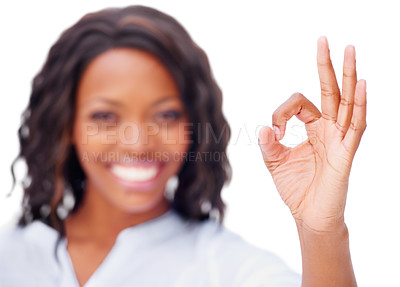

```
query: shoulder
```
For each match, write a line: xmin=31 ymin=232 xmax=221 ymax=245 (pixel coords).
xmin=186 ymin=219 xmax=301 ymax=286
xmin=0 ymin=220 xmax=59 ymax=253
xmin=0 ymin=221 xmax=61 ymax=285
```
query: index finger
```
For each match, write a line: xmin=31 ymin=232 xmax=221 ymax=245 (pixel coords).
xmin=317 ymin=36 xmax=341 ymax=122
xmin=272 ymin=93 xmax=321 ymax=141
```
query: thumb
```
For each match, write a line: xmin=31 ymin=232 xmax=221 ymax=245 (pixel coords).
xmin=258 ymin=126 xmax=290 ymax=172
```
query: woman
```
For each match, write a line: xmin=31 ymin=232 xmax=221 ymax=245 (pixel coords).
xmin=0 ymin=5 xmax=365 ymax=287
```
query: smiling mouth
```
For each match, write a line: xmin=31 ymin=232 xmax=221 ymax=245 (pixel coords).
xmin=110 ymin=164 xmax=159 ymax=182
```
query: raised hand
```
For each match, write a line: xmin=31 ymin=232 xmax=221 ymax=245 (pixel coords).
xmin=258 ymin=37 xmax=367 ymax=233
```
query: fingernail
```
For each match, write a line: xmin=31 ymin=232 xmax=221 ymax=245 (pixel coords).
xmin=317 ymin=36 xmax=329 ymax=61
xmin=345 ymin=45 xmax=356 ymax=61
xmin=273 ymin=126 xmax=281 ymax=141
xmin=361 ymin=79 xmax=366 ymax=88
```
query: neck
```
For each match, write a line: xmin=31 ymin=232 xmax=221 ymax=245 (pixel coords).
xmin=65 ymin=187 xmax=171 ymax=243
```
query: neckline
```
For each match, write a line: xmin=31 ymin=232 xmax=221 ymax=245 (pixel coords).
xmin=114 ymin=208 xmax=185 ymax=243
xmin=28 ymin=208 xmax=181 ymax=238
xmin=60 ymin=208 xmax=186 ymax=287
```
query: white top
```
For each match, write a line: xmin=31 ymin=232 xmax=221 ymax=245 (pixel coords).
xmin=0 ymin=209 xmax=301 ymax=287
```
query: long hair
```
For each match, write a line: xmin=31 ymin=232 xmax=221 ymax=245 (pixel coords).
xmin=11 ymin=5 xmax=231 ymax=234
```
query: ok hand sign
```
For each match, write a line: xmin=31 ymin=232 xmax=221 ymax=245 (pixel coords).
xmin=258 ymin=37 xmax=367 ymax=233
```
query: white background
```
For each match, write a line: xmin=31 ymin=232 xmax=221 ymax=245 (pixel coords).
xmin=1 ymin=1 xmax=399 ymax=286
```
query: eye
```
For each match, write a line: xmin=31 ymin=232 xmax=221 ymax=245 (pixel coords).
xmin=90 ymin=112 xmax=117 ymax=122
xmin=155 ymin=110 xmax=183 ymax=122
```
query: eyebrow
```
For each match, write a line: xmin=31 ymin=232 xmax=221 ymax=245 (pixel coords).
xmin=88 ymin=97 xmax=122 ymax=107
xmin=87 ymin=95 xmax=180 ymax=107
xmin=151 ymin=95 xmax=180 ymax=107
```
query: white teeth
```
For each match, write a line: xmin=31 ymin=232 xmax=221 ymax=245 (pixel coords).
xmin=110 ymin=164 xmax=158 ymax=182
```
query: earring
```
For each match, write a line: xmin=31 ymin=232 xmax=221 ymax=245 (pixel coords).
xmin=200 ymin=200 xmax=212 ymax=214
xmin=39 ymin=204 xmax=51 ymax=219
xmin=164 ymin=175 xmax=179 ymax=201
xmin=22 ymin=195 xmax=33 ymax=223
xmin=56 ymin=183 xmax=76 ymax=220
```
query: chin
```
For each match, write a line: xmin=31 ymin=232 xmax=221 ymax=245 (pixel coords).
xmin=113 ymin=191 xmax=169 ymax=214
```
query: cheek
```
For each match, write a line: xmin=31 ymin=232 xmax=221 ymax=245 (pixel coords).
xmin=160 ymin=123 xmax=191 ymax=158
xmin=74 ymin=122 xmax=117 ymax=150
xmin=72 ymin=121 xmax=114 ymax=169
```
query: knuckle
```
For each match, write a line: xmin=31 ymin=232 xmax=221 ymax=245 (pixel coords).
xmin=335 ymin=121 xmax=347 ymax=134
xmin=342 ymin=66 xmax=356 ymax=78
xmin=339 ymin=97 xmax=354 ymax=107
xmin=321 ymin=112 xmax=336 ymax=121
xmin=321 ymin=90 xmax=336 ymax=98
xmin=320 ymin=86 xmax=333 ymax=96
xmin=272 ymin=114 xmax=288 ymax=127
xmin=321 ymin=91 xmax=339 ymax=99
xmin=320 ymin=82 xmax=340 ymax=98
xmin=354 ymin=102 xmax=366 ymax=108
xmin=350 ymin=121 xmax=367 ymax=132
xmin=318 ymin=60 xmax=332 ymax=68
xmin=290 ymin=92 xmax=304 ymax=101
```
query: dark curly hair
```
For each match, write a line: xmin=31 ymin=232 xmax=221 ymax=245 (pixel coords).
xmin=11 ymin=5 xmax=231 ymax=234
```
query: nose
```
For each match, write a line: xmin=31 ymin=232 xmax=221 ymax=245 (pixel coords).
xmin=117 ymin=121 xmax=160 ymax=156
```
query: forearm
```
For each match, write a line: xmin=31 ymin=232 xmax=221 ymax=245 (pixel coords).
xmin=296 ymin=221 xmax=357 ymax=287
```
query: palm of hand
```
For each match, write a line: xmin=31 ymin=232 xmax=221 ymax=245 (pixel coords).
xmin=271 ymin=120 xmax=355 ymax=232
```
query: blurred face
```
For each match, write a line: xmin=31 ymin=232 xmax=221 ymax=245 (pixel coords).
xmin=72 ymin=48 xmax=190 ymax=214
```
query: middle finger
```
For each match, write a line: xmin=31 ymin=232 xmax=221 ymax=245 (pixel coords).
xmin=317 ymin=36 xmax=341 ymax=122
xmin=337 ymin=45 xmax=357 ymax=135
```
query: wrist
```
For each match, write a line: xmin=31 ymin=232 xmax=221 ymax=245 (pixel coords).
xmin=294 ymin=212 xmax=346 ymax=235
xmin=296 ymin=219 xmax=349 ymax=249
